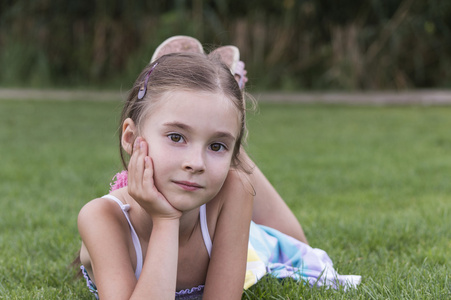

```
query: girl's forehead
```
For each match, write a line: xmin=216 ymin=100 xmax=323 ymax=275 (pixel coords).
xmin=152 ymin=90 xmax=239 ymax=115
xmin=143 ymin=90 xmax=241 ymax=131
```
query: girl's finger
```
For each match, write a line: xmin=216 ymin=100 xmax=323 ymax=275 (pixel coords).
xmin=143 ymin=156 xmax=154 ymax=192
xmin=134 ymin=138 xmax=146 ymax=181
xmin=140 ymin=141 xmax=154 ymax=190
xmin=128 ymin=137 xmax=144 ymax=191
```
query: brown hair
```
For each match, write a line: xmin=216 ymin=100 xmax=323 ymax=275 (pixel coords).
xmin=119 ymin=52 xmax=252 ymax=172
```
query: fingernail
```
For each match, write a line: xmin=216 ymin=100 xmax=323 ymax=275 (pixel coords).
xmin=140 ymin=141 xmax=145 ymax=149
xmin=134 ymin=137 xmax=140 ymax=148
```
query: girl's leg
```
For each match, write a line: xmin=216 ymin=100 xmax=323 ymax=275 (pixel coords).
xmin=242 ymin=151 xmax=308 ymax=244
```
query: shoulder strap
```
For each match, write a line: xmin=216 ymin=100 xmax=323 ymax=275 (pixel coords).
xmin=101 ymin=195 xmax=143 ymax=279
xmin=199 ymin=204 xmax=212 ymax=257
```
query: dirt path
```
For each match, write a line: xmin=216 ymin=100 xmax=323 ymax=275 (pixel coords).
xmin=1 ymin=88 xmax=451 ymax=105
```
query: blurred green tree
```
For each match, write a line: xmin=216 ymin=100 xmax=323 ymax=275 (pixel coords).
xmin=0 ymin=0 xmax=449 ymax=90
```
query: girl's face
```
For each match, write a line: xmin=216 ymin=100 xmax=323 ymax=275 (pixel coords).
xmin=139 ymin=90 xmax=241 ymax=212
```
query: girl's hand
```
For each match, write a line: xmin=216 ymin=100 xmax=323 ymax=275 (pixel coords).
xmin=127 ymin=137 xmax=182 ymax=220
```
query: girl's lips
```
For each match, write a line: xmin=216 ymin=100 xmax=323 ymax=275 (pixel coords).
xmin=173 ymin=181 xmax=203 ymax=191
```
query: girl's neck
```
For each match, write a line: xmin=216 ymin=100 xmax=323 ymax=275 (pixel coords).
xmin=178 ymin=207 xmax=202 ymax=246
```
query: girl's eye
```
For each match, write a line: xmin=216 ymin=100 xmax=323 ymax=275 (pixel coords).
xmin=210 ymin=143 xmax=226 ymax=152
xmin=168 ymin=134 xmax=184 ymax=143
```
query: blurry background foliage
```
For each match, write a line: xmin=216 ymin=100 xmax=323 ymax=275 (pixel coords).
xmin=0 ymin=0 xmax=450 ymax=90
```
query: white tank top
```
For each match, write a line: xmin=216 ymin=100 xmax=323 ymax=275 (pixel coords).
xmin=102 ymin=194 xmax=212 ymax=279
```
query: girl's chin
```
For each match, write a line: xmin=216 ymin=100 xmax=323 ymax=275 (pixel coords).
xmin=168 ymin=200 xmax=203 ymax=212
xmin=165 ymin=194 xmax=212 ymax=212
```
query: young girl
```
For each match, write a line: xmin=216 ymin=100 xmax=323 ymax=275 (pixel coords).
xmin=147 ymin=35 xmax=309 ymax=244
xmin=78 ymin=42 xmax=360 ymax=300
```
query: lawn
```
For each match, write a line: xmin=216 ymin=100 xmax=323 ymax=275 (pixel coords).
xmin=0 ymin=99 xmax=449 ymax=299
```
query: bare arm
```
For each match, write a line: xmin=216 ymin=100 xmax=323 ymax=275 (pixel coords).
xmin=78 ymin=200 xmax=138 ymax=299
xmin=203 ymin=170 xmax=254 ymax=300
xmin=78 ymin=200 xmax=181 ymax=299
xmin=131 ymin=219 xmax=180 ymax=299
xmin=129 ymin=137 xmax=182 ymax=299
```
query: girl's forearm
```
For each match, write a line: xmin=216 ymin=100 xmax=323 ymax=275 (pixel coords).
xmin=130 ymin=218 xmax=180 ymax=299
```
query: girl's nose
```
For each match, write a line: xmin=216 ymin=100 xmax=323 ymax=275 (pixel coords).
xmin=182 ymin=148 xmax=205 ymax=173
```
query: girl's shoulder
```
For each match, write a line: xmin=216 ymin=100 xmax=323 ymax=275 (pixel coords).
xmin=78 ymin=195 xmax=124 ymax=221
xmin=77 ymin=194 xmax=132 ymax=243
xmin=210 ymin=169 xmax=254 ymax=206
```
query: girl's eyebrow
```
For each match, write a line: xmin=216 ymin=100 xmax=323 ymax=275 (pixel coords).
xmin=163 ymin=121 xmax=191 ymax=131
xmin=162 ymin=121 xmax=237 ymax=142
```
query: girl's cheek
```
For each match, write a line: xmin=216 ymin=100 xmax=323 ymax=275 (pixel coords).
xmin=219 ymin=160 xmax=233 ymax=178
xmin=147 ymin=140 xmax=164 ymax=158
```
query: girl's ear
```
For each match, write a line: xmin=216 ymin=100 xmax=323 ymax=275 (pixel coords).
xmin=122 ymin=118 xmax=137 ymax=155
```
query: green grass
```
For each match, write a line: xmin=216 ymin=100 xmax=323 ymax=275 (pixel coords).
xmin=0 ymin=100 xmax=450 ymax=299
